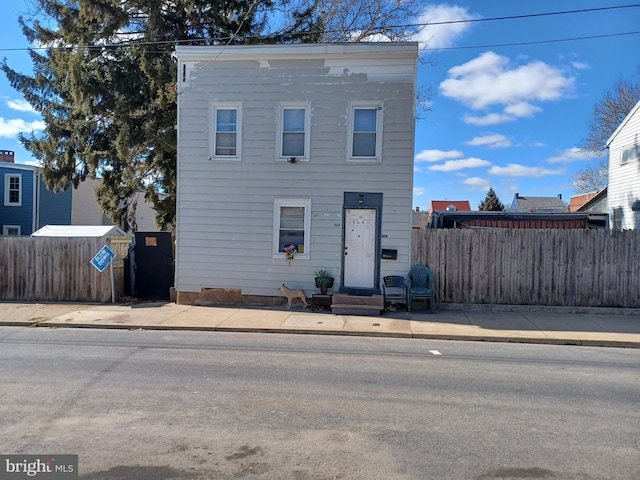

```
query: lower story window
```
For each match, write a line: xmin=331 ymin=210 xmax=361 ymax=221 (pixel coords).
xmin=3 ymin=225 xmax=21 ymax=236
xmin=612 ymin=207 xmax=623 ymax=231
xmin=273 ymin=198 xmax=311 ymax=258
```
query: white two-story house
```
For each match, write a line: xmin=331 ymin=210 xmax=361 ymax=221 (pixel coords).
xmin=606 ymin=99 xmax=640 ymax=230
xmin=174 ymin=43 xmax=418 ymax=305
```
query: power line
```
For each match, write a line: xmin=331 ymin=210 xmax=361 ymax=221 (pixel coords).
xmin=412 ymin=3 xmax=640 ymax=27
xmin=0 ymin=4 xmax=638 ymax=54
xmin=421 ymin=31 xmax=640 ymax=51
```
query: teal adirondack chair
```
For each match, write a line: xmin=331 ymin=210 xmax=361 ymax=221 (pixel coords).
xmin=407 ymin=265 xmax=435 ymax=313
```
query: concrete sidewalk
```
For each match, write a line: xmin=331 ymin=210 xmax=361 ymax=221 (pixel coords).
xmin=1 ymin=301 xmax=640 ymax=348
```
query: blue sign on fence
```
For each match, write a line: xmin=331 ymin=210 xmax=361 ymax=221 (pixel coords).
xmin=91 ymin=245 xmax=116 ymax=272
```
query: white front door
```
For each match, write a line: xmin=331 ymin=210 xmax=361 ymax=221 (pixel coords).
xmin=344 ymin=208 xmax=376 ymax=288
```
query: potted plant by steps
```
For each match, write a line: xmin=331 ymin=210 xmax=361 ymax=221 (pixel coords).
xmin=314 ymin=269 xmax=334 ymax=295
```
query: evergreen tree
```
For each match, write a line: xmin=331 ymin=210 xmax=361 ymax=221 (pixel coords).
xmin=478 ymin=187 xmax=505 ymax=211
xmin=1 ymin=0 xmax=315 ymax=230
xmin=3 ymin=0 xmax=419 ymax=230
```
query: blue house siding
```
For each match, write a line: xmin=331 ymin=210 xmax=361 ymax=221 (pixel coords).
xmin=1 ymin=164 xmax=35 ymax=235
xmin=37 ymin=181 xmax=72 ymax=228
xmin=1 ymin=163 xmax=73 ymax=235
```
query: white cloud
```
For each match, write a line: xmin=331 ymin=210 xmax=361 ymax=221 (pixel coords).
xmin=464 ymin=112 xmax=515 ymax=126
xmin=414 ymin=187 xmax=425 ymax=196
xmin=466 ymin=134 xmax=511 ymax=148
xmin=411 ymin=4 xmax=480 ymax=49
xmin=415 ymin=149 xmax=463 ymax=162
xmin=571 ymin=61 xmax=590 ymax=70
xmin=464 ymin=101 xmax=542 ymax=125
xmin=21 ymin=159 xmax=42 ymax=167
xmin=428 ymin=157 xmax=492 ymax=172
xmin=546 ymin=147 xmax=605 ymax=164
xmin=440 ymin=51 xmax=575 ymax=111
xmin=0 ymin=118 xmax=45 ymax=138
xmin=488 ymin=163 xmax=564 ymax=177
xmin=504 ymin=102 xmax=541 ymax=118
xmin=7 ymin=99 xmax=36 ymax=113
xmin=463 ymin=176 xmax=490 ymax=190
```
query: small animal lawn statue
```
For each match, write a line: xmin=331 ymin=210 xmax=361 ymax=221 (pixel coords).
xmin=278 ymin=284 xmax=308 ymax=310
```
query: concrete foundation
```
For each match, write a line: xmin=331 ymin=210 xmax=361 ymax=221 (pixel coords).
xmin=177 ymin=288 xmax=286 ymax=307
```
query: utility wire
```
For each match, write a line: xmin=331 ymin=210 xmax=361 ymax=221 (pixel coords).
xmin=421 ymin=31 xmax=640 ymax=51
xmin=411 ymin=3 xmax=640 ymax=27
xmin=0 ymin=3 xmax=638 ymax=53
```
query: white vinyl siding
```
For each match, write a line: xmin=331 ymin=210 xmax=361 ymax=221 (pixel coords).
xmin=620 ymin=144 xmax=639 ymax=165
xmin=4 ymin=174 xmax=21 ymax=206
xmin=273 ymin=198 xmax=311 ymax=258
xmin=348 ymin=102 xmax=383 ymax=162
xmin=210 ymin=103 xmax=241 ymax=159
xmin=175 ymin=43 xmax=417 ymax=296
xmin=277 ymin=102 xmax=310 ymax=160
xmin=607 ymin=100 xmax=640 ymax=230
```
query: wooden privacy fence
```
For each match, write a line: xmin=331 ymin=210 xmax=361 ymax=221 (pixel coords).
xmin=0 ymin=236 xmax=131 ymax=303
xmin=412 ymin=229 xmax=640 ymax=308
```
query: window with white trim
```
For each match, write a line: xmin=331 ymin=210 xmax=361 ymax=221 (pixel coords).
xmin=277 ymin=102 xmax=310 ymax=160
xmin=348 ymin=102 xmax=383 ymax=162
xmin=210 ymin=103 xmax=241 ymax=159
xmin=620 ymin=144 xmax=640 ymax=165
xmin=612 ymin=207 xmax=623 ymax=231
xmin=3 ymin=225 xmax=21 ymax=236
xmin=4 ymin=174 xmax=21 ymax=206
xmin=273 ymin=198 xmax=311 ymax=258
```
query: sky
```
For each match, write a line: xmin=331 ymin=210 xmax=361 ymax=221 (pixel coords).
xmin=0 ymin=1 xmax=638 ymax=211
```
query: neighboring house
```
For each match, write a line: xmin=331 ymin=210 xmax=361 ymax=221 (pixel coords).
xmin=605 ymin=99 xmax=640 ymax=230
xmin=1 ymin=152 xmax=71 ymax=236
xmin=574 ymin=188 xmax=607 ymax=213
xmin=568 ymin=191 xmax=599 ymax=212
xmin=412 ymin=207 xmax=429 ymax=230
xmin=1 ymin=150 xmax=165 ymax=235
xmin=430 ymin=200 xmax=471 ymax=213
xmin=509 ymin=193 xmax=567 ymax=212
xmin=426 ymin=210 xmax=605 ymax=229
xmin=72 ymin=178 xmax=164 ymax=232
xmin=424 ymin=200 xmax=471 ymax=228
xmin=174 ymin=43 xmax=419 ymax=304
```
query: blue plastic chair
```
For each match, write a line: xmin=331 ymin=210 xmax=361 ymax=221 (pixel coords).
xmin=407 ymin=265 xmax=435 ymax=313
xmin=382 ymin=275 xmax=408 ymax=311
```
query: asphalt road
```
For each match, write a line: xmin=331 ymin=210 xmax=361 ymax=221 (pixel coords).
xmin=1 ymin=327 xmax=638 ymax=480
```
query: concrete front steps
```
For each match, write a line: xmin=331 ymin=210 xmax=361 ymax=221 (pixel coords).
xmin=331 ymin=294 xmax=384 ymax=315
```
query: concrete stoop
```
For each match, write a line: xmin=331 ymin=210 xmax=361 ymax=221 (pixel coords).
xmin=331 ymin=294 xmax=384 ymax=315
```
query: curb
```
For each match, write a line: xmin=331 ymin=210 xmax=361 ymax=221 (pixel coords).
xmin=35 ymin=321 xmax=640 ymax=349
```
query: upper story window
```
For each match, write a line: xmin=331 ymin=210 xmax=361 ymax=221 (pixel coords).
xmin=210 ymin=103 xmax=241 ymax=160
xmin=620 ymin=144 xmax=640 ymax=165
xmin=348 ymin=102 xmax=383 ymax=162
xmin=277 ymin=102 xmax=310 ymax=161
xmin=4 ymin=174 xmax=21 ymax=206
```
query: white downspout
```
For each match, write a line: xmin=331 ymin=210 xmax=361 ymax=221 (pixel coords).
xmin=33 ymin=170 xmax=40 ymax=233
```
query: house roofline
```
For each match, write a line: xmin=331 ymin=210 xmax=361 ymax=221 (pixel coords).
xmin=605 ymin=99 xmax=640 ymax=148
xmin=175 ymin=42 xmax=419 ymax=62
xmin=0 ymin=161 xmax=37 ymax=172
xmin=577 ymin=187 xmax=607 ymax=212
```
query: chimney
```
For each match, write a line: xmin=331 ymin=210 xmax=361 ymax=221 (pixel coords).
xmin=514 ymin=192 xmax=519 ymax=199
xmin=0 ymin=150 xmax=15 ymax=163
xmin=557 ymin=194 xmax=562 ymax=200
xmin=415 ymin=206 xmax=420 ymax=212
